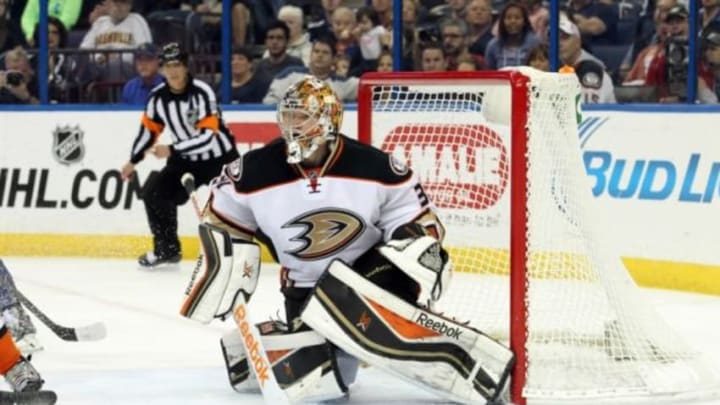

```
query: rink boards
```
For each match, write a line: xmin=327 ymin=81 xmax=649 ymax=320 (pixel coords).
xmin=0 ymin=106 xmax=719 ymax=295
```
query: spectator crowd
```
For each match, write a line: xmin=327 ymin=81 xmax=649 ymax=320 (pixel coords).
xmin=1 ymin=0 xmax=719 ymax=104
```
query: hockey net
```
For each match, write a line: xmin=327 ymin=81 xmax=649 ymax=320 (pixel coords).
xmin=357 ymin=69 xmax=718 ymax=404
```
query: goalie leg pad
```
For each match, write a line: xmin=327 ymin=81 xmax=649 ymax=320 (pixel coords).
xmin=221 ymin=327 xmax=258 ymax=392
xmin=220 ymin=320 xmax=350 ymax=402
xmin=180 ymin=223 xmax=260 ymax=323
xmin=220 ymin=320 xmax=293 ymax=393
xmin=301 ymin=260 xmax=514 ymax=405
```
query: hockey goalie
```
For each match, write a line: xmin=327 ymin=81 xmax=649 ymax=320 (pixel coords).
xmin=179 ymin=76 xmax=514 ymax=404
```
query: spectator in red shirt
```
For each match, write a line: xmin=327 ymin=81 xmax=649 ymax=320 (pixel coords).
xmin=622 ymin=0 xmax=677 ymax=85
xmin=644 ymin=5 xmax=709 ymax=102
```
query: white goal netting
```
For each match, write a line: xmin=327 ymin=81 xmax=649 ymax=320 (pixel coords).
xmin=359 ymin=69 xmax=718 ymax=402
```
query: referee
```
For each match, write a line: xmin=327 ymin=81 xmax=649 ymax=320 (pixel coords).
xmin=120 ymin=42 xmax=239 ymax=269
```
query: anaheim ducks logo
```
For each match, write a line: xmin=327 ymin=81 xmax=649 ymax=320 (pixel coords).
xmin=282 ymin=209 xmax=365 ymax=260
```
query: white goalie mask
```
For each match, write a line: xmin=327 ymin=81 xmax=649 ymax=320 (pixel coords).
xmin=277 ymin=76 xmax=343 ymax=164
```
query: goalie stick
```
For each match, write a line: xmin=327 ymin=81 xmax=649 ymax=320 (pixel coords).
xmin=180 ymin=175 xmax=289 ymax=404
xmin=16 ymin=291 xmax=106 ymax=342
xmin=0 ymin=390 xmax=57 ymax=405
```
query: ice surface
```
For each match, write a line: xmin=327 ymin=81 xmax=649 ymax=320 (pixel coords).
xmin=2 ymin=257 xmax=719 ymax=405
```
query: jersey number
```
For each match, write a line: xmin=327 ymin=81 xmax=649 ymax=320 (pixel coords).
xmin=414 ymin=184 xmax=429 ymax=208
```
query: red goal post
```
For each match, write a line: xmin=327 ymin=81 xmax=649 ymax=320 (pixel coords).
xmin=357 ymin=70 xmax=719 ymax=404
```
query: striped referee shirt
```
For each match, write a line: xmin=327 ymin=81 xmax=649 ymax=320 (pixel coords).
xmin=129 ymin=77 xmax=236 ymax=164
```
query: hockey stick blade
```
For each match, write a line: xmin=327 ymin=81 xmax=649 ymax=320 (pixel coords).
xmin=0 ymin=390 xmax=58 ymax=405
xmin=16 ymin=291 xmax=107 ymax=342
xmin=72 ymin=321 xmax=107 ymax=341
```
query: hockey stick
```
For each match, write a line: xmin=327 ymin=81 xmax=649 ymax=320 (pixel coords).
xmin=181 ymin=176 xmax=289 ymax=404
xmin=181 ymin=173 xmax=203 ymax=219
xmin=16 ymin=291 xmax=106 ymax=342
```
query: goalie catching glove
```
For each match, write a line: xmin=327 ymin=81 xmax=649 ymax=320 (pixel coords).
xmin=353 ymin=234 xmax=451 ymax=308
xmin=377 ymin=236 xmax=451 ymax=306
xmin=180 ymin=223 xmax=261 ymax=323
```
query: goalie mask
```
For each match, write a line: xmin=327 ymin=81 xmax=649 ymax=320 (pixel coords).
xmin=277 ymin=76 xmax=343 ymax=164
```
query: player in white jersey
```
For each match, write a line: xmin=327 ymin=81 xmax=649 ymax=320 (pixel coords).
xmin=180 ymin=76 xmax=514 ymax=404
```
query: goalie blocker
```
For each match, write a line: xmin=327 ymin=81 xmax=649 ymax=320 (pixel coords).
xmin=180 ymin=223 xmax=261 ymax=323
xmin=301 ymin=236 xmax=515 ymax=404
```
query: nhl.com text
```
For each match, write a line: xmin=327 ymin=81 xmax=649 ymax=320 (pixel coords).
xmin=0 ymin=167 xmax=153 ymax=209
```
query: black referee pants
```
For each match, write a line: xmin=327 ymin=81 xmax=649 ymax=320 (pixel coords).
xmin=141 ymin=150 xmax=239 ymax=258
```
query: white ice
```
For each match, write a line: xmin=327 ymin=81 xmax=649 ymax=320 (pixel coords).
xmin=3 ymin=257 xmax=720 ymax=405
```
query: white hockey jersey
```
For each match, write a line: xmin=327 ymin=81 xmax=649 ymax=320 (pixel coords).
xmin=209 ymin=135 xmax=441 ymax=287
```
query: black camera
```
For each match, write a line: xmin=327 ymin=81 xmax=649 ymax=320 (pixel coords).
xmin=416 ymin=24 xmax=441 ymax=45
xmin=665 ymin=36 xmax=689 ymax=99
xmin=5 ymin=71 xmax=24 ymax=87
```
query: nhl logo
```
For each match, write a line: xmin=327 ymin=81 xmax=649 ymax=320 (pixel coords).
xmin=52 ymin=125 xmax=85 ymax=165
xmin=185 ymin=108 xmax=199 ymax=127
